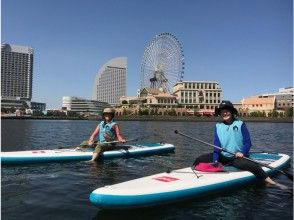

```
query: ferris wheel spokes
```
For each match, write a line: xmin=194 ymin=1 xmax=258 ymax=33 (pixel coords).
xmin=140 ymin=33 xmax=184 ymax=93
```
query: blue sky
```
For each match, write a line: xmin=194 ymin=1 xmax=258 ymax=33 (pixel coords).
xmin=2 ymin=0 xmax=293 ymax=109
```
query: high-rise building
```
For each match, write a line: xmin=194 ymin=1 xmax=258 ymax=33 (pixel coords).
xmin=1 ymin=43 xmax=34 ymax=101
xmin=92 ymin=57 xmax=127 ymax=106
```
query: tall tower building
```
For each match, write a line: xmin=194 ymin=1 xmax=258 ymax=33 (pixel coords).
xmin=1 ymin=44 xmax=34 ymax=101
xmin=92 ymin=57 xmax=127 ymax=106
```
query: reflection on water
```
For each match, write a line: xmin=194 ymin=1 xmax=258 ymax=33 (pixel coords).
xmin=1 ymin=120 xmax=293 ymax=220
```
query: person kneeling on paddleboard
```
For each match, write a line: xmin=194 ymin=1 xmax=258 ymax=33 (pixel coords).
xmin=86 ymin=108 xmax=126 ymax=162
xmin=193 ymin=100 xmax=286 ymax=188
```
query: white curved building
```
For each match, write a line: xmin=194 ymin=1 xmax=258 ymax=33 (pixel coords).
xmin=92 ymin=57 xmax=127 ymax=106
xmin=62 ymin=96 xmax=110 ymax=114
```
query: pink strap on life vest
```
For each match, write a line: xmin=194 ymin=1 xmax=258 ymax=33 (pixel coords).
xmin=195 ymin=163 xmax=224 ymax=172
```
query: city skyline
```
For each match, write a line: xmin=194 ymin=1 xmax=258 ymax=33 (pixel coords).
xmin=2 ymin=0 xmax=293 ymax=109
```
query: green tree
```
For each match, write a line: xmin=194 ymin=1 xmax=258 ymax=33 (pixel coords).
xmin=139 ymin=108 xmax=149 ymax=115
xmin=167 ymin=108 xmax=177 ymax=116
xmin=285 ymin=107 xmax=293 ymax=117
xmin=249 ymin=112 xmax=258 ymax=117
xmin=150 ymin=109 xmax=155 ymax=115
xmin=268 ymin=110 xmax=279 ymax=118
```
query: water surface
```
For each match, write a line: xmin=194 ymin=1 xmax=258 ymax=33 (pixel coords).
xmin=1 ymin=120 xmax=293 ymax=219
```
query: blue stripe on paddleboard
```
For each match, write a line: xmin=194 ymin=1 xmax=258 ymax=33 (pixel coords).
xmin=138 ymin=143 xmax=168 ymax=147
xmin=102 ymin=146 xmax=175 ymax=159
xmin=250 ymin=153 xmax=282 ymax=160
xmin=2 ymin=155 xmax=92 ymax=164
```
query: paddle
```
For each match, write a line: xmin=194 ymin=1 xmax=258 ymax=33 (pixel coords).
xmin=58 ymin=138 xmax=138 ymax=150
xmin=174 ymin=130 xmax=293 ymax=181
xmin=77 ymin=138 xmax=138 ymax=149
xmin=103 ymin=138 xmax=138 ymax=144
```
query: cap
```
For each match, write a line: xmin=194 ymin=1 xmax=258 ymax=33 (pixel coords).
xmin=103 ymin=108 xmax=115 ymax=114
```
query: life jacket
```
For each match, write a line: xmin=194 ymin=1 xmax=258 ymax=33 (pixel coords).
xmin=216 ymin=119 xmax=243 ymax=157
xmin=98 ymin=120 xmax=117 ymax=143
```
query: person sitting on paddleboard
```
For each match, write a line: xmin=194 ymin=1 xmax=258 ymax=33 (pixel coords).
xmin=87 ymin=108 xmax=126 ymax=161
xmin=193 ymin=100 xmax=283 ymax=187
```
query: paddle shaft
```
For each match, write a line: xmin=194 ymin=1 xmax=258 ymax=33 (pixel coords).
xmin=59 ymin=138 xmax=138 ymax=150
xmin=101 ymin=138 xmax=138 ymax=144
xmin=175 ymin=130 xmax=293 ymax=181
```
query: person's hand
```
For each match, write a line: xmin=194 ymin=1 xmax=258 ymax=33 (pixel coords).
xmin=119 ymin=138 xmax=126 ymax=143
xmin=88 ymin=139 xmax=94 ymax=146
xmin=212 ymin=162 xmax=220 ymax=167
xmin=235 ymin=152 xmax=244 ymax=158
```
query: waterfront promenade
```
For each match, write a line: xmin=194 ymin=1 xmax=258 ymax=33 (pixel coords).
xmin=1 ymin=115 xmax=293 ymax=123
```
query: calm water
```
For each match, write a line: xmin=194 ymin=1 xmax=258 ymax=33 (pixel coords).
xmin=1 ymin=120 xmax=293 ymax=220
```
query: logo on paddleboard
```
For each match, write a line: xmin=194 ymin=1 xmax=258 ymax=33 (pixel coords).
xmin=153 ymin=176 xmax=179 ymax=182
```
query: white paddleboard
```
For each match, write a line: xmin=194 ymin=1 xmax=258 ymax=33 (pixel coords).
xmin=1 ymin=143 xmax=175 ymax=165
xmin=89 ymin=152 xmax=290 ymax=209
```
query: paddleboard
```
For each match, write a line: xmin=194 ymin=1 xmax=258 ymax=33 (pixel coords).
xmin=1 ymin=143 xmax=175 ymax=165
xmin=89 ymin=152 xmax=291 ymax=209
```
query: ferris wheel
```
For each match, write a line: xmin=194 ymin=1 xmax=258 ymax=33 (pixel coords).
xmin=140 ymin=33 xmax=185 ymax=93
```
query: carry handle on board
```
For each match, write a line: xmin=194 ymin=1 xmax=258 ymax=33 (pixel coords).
xmin=174 ymin=130 xmax=293 ymax=181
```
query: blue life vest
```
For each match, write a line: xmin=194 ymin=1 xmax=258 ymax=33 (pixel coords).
xmin=216 ymin=120 xmax=243 ymax=157
xmin=98 ymin=120 xmax=117 ymax=143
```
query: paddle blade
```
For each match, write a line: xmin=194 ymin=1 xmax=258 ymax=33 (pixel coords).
xmin=80 ymin=140 xmax=89 ymax=146
xmin=80 ymin=140 xmax=98 ymax=147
